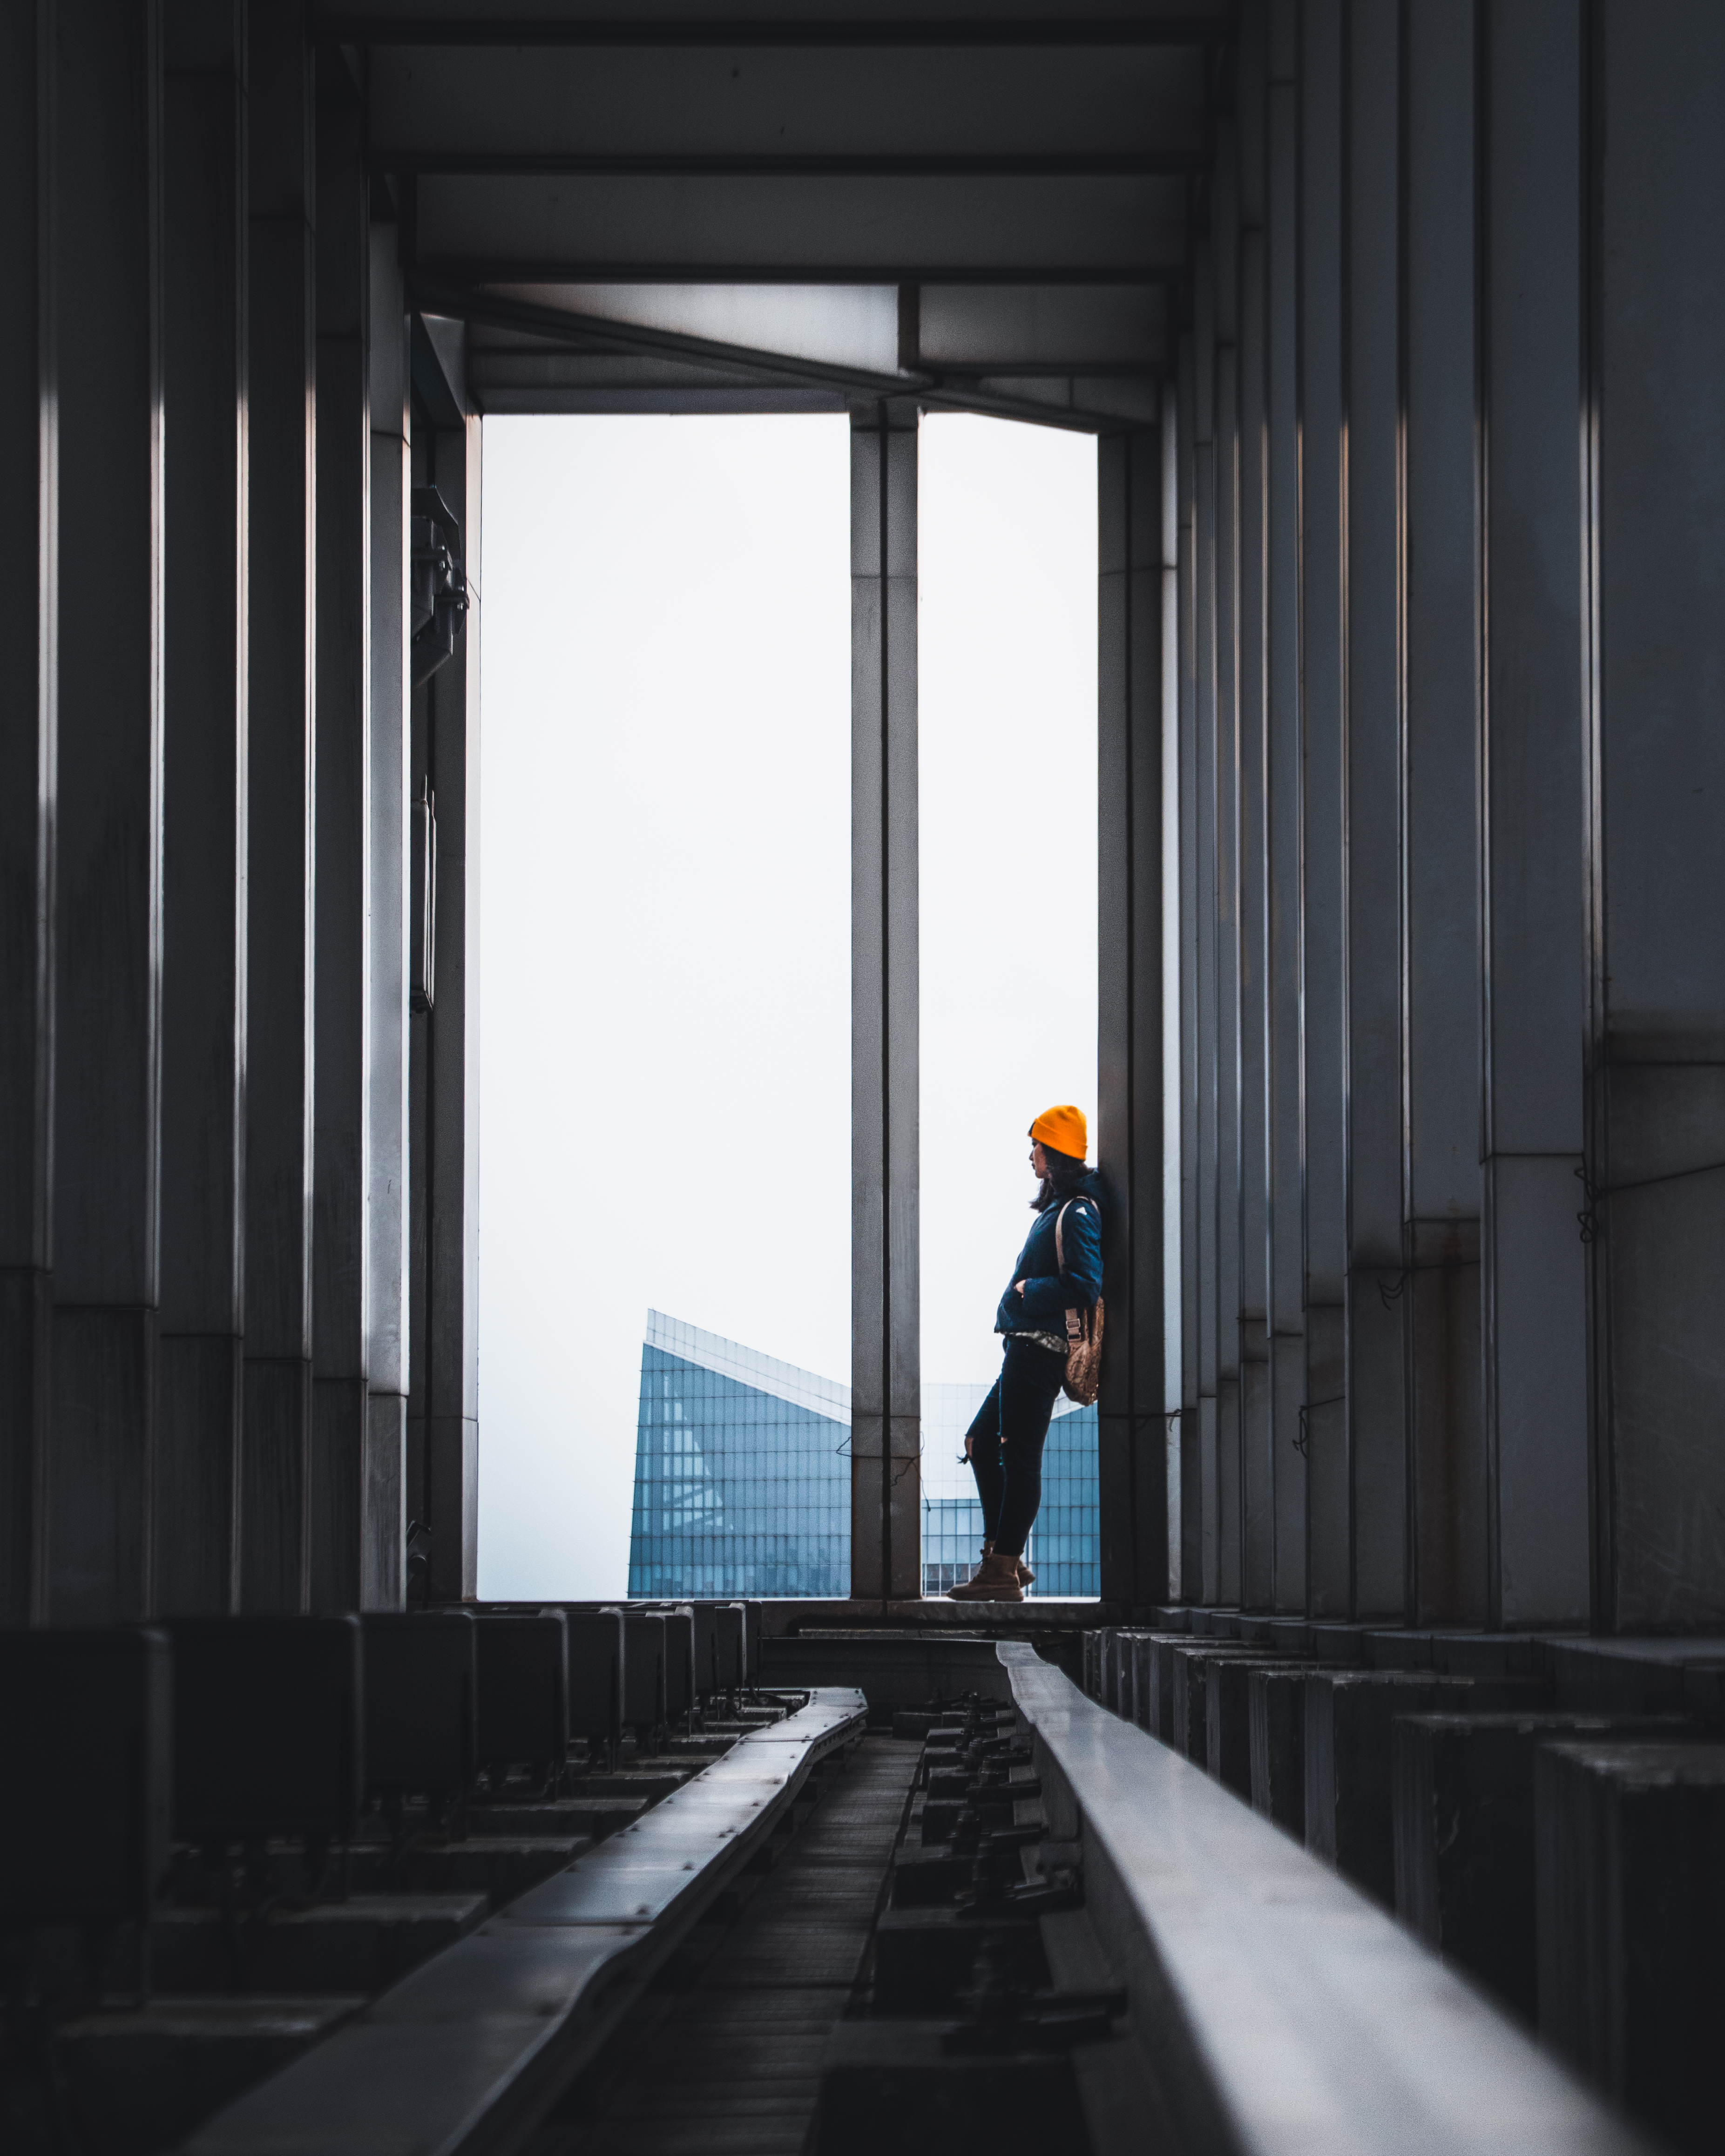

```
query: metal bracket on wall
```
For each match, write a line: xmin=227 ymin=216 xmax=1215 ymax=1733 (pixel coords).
xmin=409 ymin=484 xmax=468 ymax=686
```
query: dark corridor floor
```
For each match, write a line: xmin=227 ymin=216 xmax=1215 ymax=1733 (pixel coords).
xmin=542 ymin=1734 xmax=921 ymax=2156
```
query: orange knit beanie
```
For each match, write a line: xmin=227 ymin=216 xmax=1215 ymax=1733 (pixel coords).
xmin=1030 ymin=1105 xmax=1088 ymax=1162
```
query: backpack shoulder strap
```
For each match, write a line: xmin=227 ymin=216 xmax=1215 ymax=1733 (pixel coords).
xmin=1055 ymin=1197 xmax=1098 ymax=1275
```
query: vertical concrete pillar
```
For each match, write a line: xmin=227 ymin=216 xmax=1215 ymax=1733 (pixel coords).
xmin=1211 ymin=126 xmax=1245 ymax=1608
xmin=1192 ymin=253 xmax=1223 ymax=1604
xmin=1235 ymin=3 xmax=1274 ymax=1614
xmin=1479 ymin=0 xmax=1588 ymax=1630
xmin=1098 ymin=422 xmax=1170 ymax=1609
xmin=1265 ymin=0 xmax=1305 ymax=1614
xmin=411 ymin=355 xmax=482 ymax=1611
xmin=242 ymin=0 xmax=314 ymax=1614
xmin=1176 ymin=329 xmax=1204 ymax=1598
xmin=1298 ymin=0 xmax=1350 ymax=1616
xmin=45 ymin=0 xmax=165 ymax=1624
xmin=1402 ymin=0 xmax=1485 ymax=1628
xmin=1160 ymin=393 xmax=1180 ymax=1603
xmin=309 ymin=60 xmax=371 ymax=1613
xmin=1342 ymin=0 xmax=1409 ymax=1620
xmin=1589 ymin=1 xmax=1725 ymax=1629
xmin=1159 ymin=386 xmax=1181 ymax=1601
xmin=851 ymin=401 xmax=920 ymax=1604
xmin=0 ymin=0 xmax=54 ymax=1626
xmin=366 ymin=217 xmax=409 ymax=1612
xmin=1233 ymin=206 xmax=1276 ymax=1604
xmin=156 ymin=0 xmax=246 ymax=1616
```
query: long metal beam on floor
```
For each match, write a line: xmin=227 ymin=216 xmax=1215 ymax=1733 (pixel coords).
xmin=183 ymin=1691 xmax=870 ymax=2156
xmin=1008 ymin=1642 xmax=1647 ymax=2156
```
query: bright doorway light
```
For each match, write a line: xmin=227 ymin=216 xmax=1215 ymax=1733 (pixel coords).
xmin=477 ymin=415 xmax=851 ymax=1600
xmin=917 ymin=413 xmax=1099 ymax=1595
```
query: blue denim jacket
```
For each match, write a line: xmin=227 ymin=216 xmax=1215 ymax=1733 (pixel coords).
xmin=994 ymin=1172 xmax=1104 ymax=1337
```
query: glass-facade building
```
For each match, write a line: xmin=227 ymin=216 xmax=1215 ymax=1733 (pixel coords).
xmin=627 ymin=1312 xmax=850 ymax=1597
xmin=626 ymin=1313 xmax=1099 ymax=1599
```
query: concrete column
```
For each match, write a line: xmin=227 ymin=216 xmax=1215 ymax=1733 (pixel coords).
xmin=365 ymin=216 xmax=409 ymax=1612
xmin=1342 ymin=0 xmax=1409 ymax=1620
xmin=850 ymin=401 xmax=920 ymax=1604
xmin=156 ymin=0 xmax=246 ymax=1616
xmin=1176 ymin=329 xmax=1204 ymax=1599
xmin=1160 ymin=393 xmax=1180 ymax=1601
xmin=1402 ymin=0 xmax=1485 ymax=1628
xmin=45 ymin=0 xmax=165 ymax=1624
xmin=1235 ymin=6 xmax=1274 ymax=1613
xmin=1211 ymin=125 xmax=1245 ymax=1607
xmin=1265 ymin=1 xmax=1306 ymax=1614
xmin=1298 ymin=0 xmax=1350 ymax=1616
xmin=1098 ymin=423 xmax=1170 ymax=1609
xmin=1589 ymin=1 xmax=1725 ymax=1629
xmin=241 ymin=0 xmax=314 ymax=1614
xmin=1192 ymin=253 xmax=1222 ymax=1604
xmin=1479 ymin=0 xmax=1588 ymax=1630
xmin=410 ymin=348 xmax=481 ymax=1610
xmin=309 ymin=64 xmax=371 ymax=1613
xmin=0 ymin=0 xmax=54 ymax=1626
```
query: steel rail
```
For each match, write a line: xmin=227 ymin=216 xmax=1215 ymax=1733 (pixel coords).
xmin=183 ymin=1689 xmax=868 ymax=2156
xmin=998 ymin=1642 xmax=1651 ymax=2156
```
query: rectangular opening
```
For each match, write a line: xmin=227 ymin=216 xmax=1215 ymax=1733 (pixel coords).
xmin=476 ymin=415 xmax=852 ymax=1599
xmin=917 ymin=414 xmax=1100 ymax=1599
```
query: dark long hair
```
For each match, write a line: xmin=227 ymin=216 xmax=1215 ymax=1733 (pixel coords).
xmin=1032 ymin=1144 xmax=1089 ymax=1212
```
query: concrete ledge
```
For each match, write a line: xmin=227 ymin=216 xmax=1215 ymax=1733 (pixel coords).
xmin=997 ymin=1643 xmax=1651 ymax=2156
xmin=493 ymin=1598 xmax=1109 ymax=1635
xmin=762 ymin=1632 xmax=1017 ymax=1713
xmin=757 ymin=1597 xmax=1107 ymax=1635
xmin=182 ymin=1688 xmax=867 ymax=2156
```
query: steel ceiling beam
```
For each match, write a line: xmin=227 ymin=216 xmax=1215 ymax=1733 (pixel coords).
xmin=414 ymin=260 xmax=1184 ymax=286
xmin=363 ymin=41 xmax=1212 ymax=166
xmin=379 ymin=154 xmax=1210 ymax=176
xmin=414 ymin=276 xmax=1156 ymax=430
xmin=411 ymin=271 xmax=925 ymax=393
xmin=409 ymin=172 xmax=1191 ymax=279
xmin=318 ymin=13 xmax=1235 ymax=51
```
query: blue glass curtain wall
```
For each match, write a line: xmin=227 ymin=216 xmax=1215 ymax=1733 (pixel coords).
xmin=627 ymin=1327 xmax=850 ymax=1597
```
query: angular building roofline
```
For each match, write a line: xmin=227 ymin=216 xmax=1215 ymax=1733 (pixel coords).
xmin=644 ymin=1309 xmax=851 ymax=1422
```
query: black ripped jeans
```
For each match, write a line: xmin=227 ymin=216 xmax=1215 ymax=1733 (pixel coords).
xmin=964 ymin=1338 xmax=1066 ymax=1559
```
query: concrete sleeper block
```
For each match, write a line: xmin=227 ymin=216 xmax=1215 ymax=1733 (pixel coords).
xmin=1392 ymin=1710 xmax=1689 ymax=2025
xmin=1206 ymin=1658 xmax=1288 ymax=1800
xmin=1304 ymin=1672 xmax=1546 ymax=1907
xmin=1535 ymin=1739 xmax=1725 ymax=2156
xmin=1248 ymin=1665 xmax=1309 ymax=1838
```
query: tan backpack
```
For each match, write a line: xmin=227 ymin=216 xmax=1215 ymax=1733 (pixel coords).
xmin=1054 ymin=1200 xmax=1104 ymax=1406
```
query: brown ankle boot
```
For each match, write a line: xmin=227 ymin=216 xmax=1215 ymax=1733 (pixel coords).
xmin=945 ymin=1550 xmax=1025 ymax=1603
xmin=982 ymin=1536 xmax=1035 ymax=1590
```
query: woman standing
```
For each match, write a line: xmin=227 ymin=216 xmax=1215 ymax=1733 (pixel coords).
xmin=946 ymin=1105 xmax=1103 ymax=1603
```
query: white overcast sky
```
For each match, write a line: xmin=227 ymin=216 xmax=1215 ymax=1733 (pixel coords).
xmin=476 ymin=410 xmax=1097 ymax=1599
